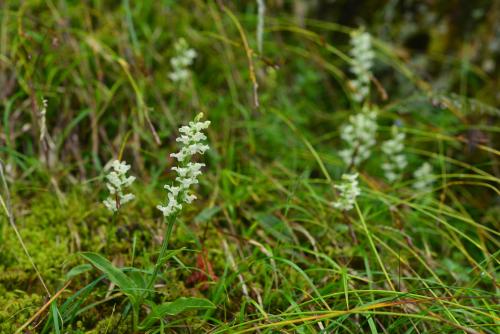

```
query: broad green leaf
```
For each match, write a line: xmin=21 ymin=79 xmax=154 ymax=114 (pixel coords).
xmin=80 ymin=252 xmax=138 ymax=300
xmin=140 ymin=297 xmax=215 ymax=329
xmin=128 ymin=270 xmax=147 ymax=292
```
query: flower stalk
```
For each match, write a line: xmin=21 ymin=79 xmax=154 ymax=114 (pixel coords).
xmin=145 ymin=113 xmax=210 ymax=296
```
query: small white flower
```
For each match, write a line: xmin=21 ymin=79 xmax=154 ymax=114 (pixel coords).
xmin=381 ymin=125 xmax=407 ymax=182
xmin=177 ymin=177 xmax=198 ymax=189
xmin=170 ymin=150 xmax=188 ymax=162
xmin=184 ymin=48 xmax=197 ymax=61
xmin=157 ymin=193 xmax=182 ymax=216
xmin=120 ymin=193 xmax=135 ymax=204
xmin=172 ymin=166 xmax=190 ymax=177
xmin=186 ymin=162 xmax=204 ymax=176
xmin=103 ymin=198 xmax=118 ymax=212
xmin=111 ymin=160 xmax=131 ymax=174
xmin=349 ymin=30 xmax=375 ymax=103
xmin=413 ymin=162 xmax=434 ymax=192
xmin=184 ymin=193 xmax=197 ymax=204
xmin=158 ymin=114 xmax=210 ymax=217
xmin=332 ymin=173 xmax=361 ymax=211
xmin=106 ymin=172 xmax=122 ymax=188
xmin=170 ymin=140 xmax=210 ymax=162
xmin=102 ymin=160 xmax=135 ymax=212
xmin=189 ymin=143 xmax=209 ymax=154
xmin=164 ymin=185 xmax=181 ymax=196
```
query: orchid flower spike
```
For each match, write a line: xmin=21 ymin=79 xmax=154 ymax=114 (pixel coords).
xmin=157 ymin=113 xmax=210 ymax=217
xmin=332 ymin=172 xmax=361 ymax=211
xmin=103 ymin=160 xmax=136 ymax=212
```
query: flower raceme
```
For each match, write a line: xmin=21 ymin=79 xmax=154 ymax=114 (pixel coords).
xmin=349 ymin=30 xmax=375 ymax=103
xmin=168 ymin=38 xmax=197 ymax=83
xmin=339 ymin=106 xmax=378 ymax=166
xmin=413 ymin=162 xmax=434 ymax=192
xmin=103 ymin=160 xmax=136 ymax=212
xmin=332 ymin=172 xmax=361 ymax=211
xmin=170 ymin=121 xmax=210 ymax=162
xmin=157 ymin=114 xmax=210 ymax=217
xmin=381 ymin=125 xmax=407 ymax=182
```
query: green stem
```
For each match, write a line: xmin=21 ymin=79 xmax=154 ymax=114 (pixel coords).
xmin=132 ymin=304 xmax=139 ymax=332
xmin=145 ymin=215 xmax=176 ymax=296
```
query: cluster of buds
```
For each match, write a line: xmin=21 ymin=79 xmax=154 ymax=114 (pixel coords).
xmin=332 ymin=173 xmax=361 ymax=211
xmin=103 ymin=160 xmax=136 ymax=212
xmin=381 ymin=125 xmax=407 ymax=182
xmin=157 ymin=114 xmax=210 ymax=217
xmin=168 ymin=38 xmax=197 ymax=83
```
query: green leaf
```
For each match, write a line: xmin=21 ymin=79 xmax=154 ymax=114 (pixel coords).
xmin=80 ymin=252 xmax=138 ymax=300
xmin=65 ymin=263 xmax=92 ymax=280
xmin=41 ymin=277 xmax=104 ymax=333
xmin=128 ymin=270 xmax=147 ymax=292
xmin=140 ymin=297 xmax=215 ymax=329
xmin=157 ymin=248 xmax=185 ymax=268
xmin=50 ymin=302 xmax=61 ymax=334
xmin=61 ymin=276 xmax=103 ymax=322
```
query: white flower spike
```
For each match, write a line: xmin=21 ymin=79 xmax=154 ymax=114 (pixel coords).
xmin=381 ymin=125 xmax=407 ymax=182
xmin=103 ymin=160 xmax=136 ymax=212
xmin=349 ymin=29 xmax=375 ymax=103
xmin=339 ymin=106 xmax=378 ymax=166
xmin=333 ymin=172 xmax=361 ymax=211
xmin=413 ymin=162 xmax=434 ymax=192
xmin=157 ymin=113 xmax=210 ymax=217
xmin=168 ymin=38 xmax=197 ymax=83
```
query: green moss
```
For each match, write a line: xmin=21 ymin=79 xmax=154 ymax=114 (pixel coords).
xmin=1 ymin=192 xmax=76 ymax=288
xmin=0 ymin=289 xmax=43 ymax=333
xmin=0 ymin=183 xmax=185 ymax=331
xmin=158 ymin=275 xmax=190 ymax=301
